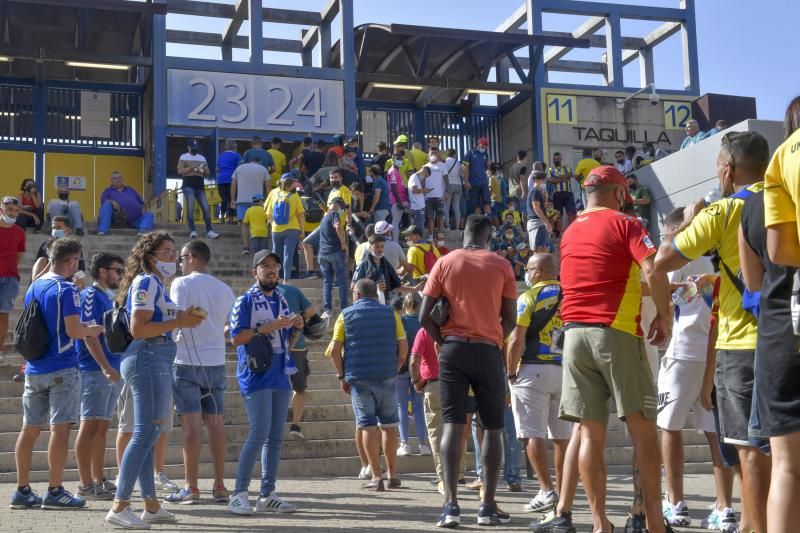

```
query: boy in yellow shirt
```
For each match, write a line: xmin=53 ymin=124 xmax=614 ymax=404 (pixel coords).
xmin=241 ymin=194 xmax=269 ymax=255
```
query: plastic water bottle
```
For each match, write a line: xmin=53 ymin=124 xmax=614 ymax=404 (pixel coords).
xmin=672 ymin=282 xmax=698 ymax=306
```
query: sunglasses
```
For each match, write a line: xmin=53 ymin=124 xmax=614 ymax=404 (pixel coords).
xmin=2 ymin=197 xmax=19 ymax=206
xmin=178 ymin=254 xmax=192 ymax=263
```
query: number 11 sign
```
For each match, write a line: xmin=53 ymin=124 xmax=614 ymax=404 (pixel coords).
xmin=167 ymin=69 xmax=345 ymax=134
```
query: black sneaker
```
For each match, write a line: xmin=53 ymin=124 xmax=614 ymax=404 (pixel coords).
xmin=289 ymin=424 xmax=305 ymax=440
xmin=530 ymin=510 xmax=576 ymax=532
xmin=624 ymin=513 xmax=645 ymax=533
xmin=477 ymin=502 xmax=511 ymax=526
xmin=436 ymin=502 xmax=461 ymax=528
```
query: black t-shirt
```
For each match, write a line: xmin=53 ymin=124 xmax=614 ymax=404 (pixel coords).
xmin=370 ymin=154 xmax=389 ymax=175
xmin=527 ymin=187 xmax=546 ymax=221
xmin=352 ymin=255 xmax=402 ymax=302
xmin=305 ymin=151 xmax=325 ymax=176
xmin=37 ymin=239 xmax=86 ymax=271
xmin=741 ymin=189 xmax=797 ymax=355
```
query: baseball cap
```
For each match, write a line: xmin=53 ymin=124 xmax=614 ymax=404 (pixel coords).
xmin=253 ymin=250 xmax=281 ymax=269
xmin=271 ymin=137 xmax=282 ymax=144
xmin=251 ymin=194 xmax=264 ymax=202
xmin=516 ymin=242 xmax=529 ymax=251
xmin=394 ymin=134 xmax=408 ymax=145
xmin=303 ymin=136 xmax=313 ymax=144
xmin=478 ymin=137 xmax=489 ymax=146
xmin=280 ymin=172 xmax=297 ymax=181
xmin=401 ymin=225 xmax=423 ymax=237
xmin=186 ymin=139 xmax=198 ymax=148
xmin=584 ymin=165 xmax=633 ymax=203
xmin=374 ymin=221 xmax=393 ymax=235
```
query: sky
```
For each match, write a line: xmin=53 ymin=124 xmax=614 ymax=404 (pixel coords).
xmin=164 ymin=0 xmax=800 ymax=121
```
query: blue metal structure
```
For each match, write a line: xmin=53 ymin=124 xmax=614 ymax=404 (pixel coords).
xmin=0 ymin=0 xmax=700 ymax=195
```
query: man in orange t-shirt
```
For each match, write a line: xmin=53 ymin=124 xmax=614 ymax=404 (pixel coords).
xmin=559 ymin=165 xmax=671 ymax=533
xmin=420 ymin=214 xmax=517 ymax=528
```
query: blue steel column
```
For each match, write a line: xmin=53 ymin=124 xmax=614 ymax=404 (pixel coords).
xmin=527 ymin=1 xmax=546 ymax=160
xmin=680 ymin=0 xmax=700 ymax=94
xmin=152 ymin=0 xmax=167 ymax=196
xmin=340 ymin=0 xmax=356 ymax=136
xmin=605 ymin=13 xmax=623 ymax=88
xmin=249 ymin=0 xmax=263 ymax=66
xmin=33 ymin=71 xmax=46 ymax=190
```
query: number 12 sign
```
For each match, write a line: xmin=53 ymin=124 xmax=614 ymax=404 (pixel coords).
xmin=167 ymin=69 xmax=345 ymax=134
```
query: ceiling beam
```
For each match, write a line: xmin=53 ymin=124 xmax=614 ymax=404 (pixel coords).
xmin=167 ymin=0 xmax=321 ymax=25
xmin=549 ymin=59 xmax=606 ymax=74
xmin=262 ymin=7 xmax=321 ymax=25
xmin=389 ymin=23 xmax=589 ymax=49
xmin=0 ymin=46 xmax=152 ymax=66
xmin=600 ymin=21 xmax=681 ymax=66
xmin=538 ymin=0 xmax=686 ymax=22
xmin=6 ymin=0 xmax=166 ymax=14
xmin=222 ymin=0 xmax=248 ymax=47
xmin=495 ymin=3 xmax=527 ymax=32
xmin=321 ymin=0 xmax=339 ymax=24
xmin=543 ymin=15 xmax=604 ymax=64
xmin=166 ymin=30 xmax=302 ymax=53
xmin=534 ymin=30 xmax=644 ymax=49
xmin=358 ymin=72 xmax=531 ymax=94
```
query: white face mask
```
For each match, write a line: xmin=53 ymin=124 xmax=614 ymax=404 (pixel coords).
xmin=155 ymin=260 xmax=177 ymax=279
xmin=370 ymin=251 xmax=384 ymax=259
xmin=394 ymin=160 xmax=403 ymax=168
xmin=1 ymin=214 xmax=16 ymax=224
xmin=429 ymin=156 xmax=437 ymax=163
xmin=437 ymin=240 xmax=446 ymax=247
xmin=524 ymin=272 xmax=534 ymax=289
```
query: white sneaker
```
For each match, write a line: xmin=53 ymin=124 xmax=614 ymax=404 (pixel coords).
xmin=719 ymin=507 xmax=738 ymax=532
xmin=189 ymin=231 xmax=198 ymax=239
xmin=419 ymin=443 xmax=432 ymax=456
xmin=663 ymin=498 xmax=691 ymax=527
xmin=397 ymin=442 xmax=411 ymax=456
xmin=105 ymin=507 xmax=151 ymax=529
xmin=154 ymin=472 xmax=178 ymax=492
xmin=254 ymin=491 xmax=297 ymax=514
xmin=97 ymin=231 xmax=106 ymax=236
xmin=206 ymin=230 xmax=221 ymax=239
xmin=141 ymin=506 xmax=177 ymax=523
xmin=357 ymin=465 xmax=372 ymax=480
xmin=227 ymin=491 xmax=254 ymax=516
xmin=523 ymin=489 xmax=558 ymax=513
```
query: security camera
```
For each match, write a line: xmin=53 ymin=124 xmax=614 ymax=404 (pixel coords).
xmin=649 ymin=92 xmax=660 ymax=105
xmin=615 ymin=83 xmax=660 ymax=109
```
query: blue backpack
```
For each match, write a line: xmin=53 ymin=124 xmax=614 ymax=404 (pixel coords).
xmin=272 ymin=191 xmax=294 ymax=226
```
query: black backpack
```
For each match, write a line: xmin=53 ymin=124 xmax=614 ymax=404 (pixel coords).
xmin=14 ymin=280 xmax=57 ymax=361
xmin=301 ymin=196 xmax=324 ymax=223
xmin=103 ymin=303 xmax=133 ymax=353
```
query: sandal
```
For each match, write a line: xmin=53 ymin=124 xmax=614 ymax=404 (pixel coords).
xmin=362 ymin=479 xmax=385 ymax=492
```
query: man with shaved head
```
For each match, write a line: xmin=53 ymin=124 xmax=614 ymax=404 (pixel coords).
xmin=507 ymin=253 xmax=572 ymax=517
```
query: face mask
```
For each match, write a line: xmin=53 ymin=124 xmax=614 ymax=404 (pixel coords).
xmin=51 ymin=229 xmax=65 ymax=239
xmin=524 ymin=272 xmax=534 ymax=289
xmin=429 ymin=156 xmax=437 ymax=163
xmin=1 ymin=214 xmax=16 ymax=224
xmin=58 ymin=192 xmax=69 ymax=201
xmin=504 ymin=232 xmax=514 ymax=240
xmin=437 ymin=240 xmax=446 ymax=247
xmin=258 ymin=279 xmax=278 ymax=292
xmin=190 ymin=148 xmax=198 ymax=155
xmin=154 ymin=259 xmax=177 ymax=279
xmin=394 ymin=160 xmax=403 ymax=168
xmin=509 ymin=206 xmax=516 ymax=212
xmin=370 ymin=251 xmax=384 ymax=259
xmin=477 ymin=147 xmax=486 ymax=153
xmin=406 ymin=240 xmax=414 ymax=247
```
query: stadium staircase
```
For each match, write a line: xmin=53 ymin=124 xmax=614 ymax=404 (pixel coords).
xmin=0 ymin=224 xmax=712 ymax=484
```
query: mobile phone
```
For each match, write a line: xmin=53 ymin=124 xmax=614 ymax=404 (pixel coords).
xmin=188 ymin=306 xmax=208 ymax=318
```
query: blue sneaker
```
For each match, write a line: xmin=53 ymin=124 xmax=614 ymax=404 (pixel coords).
xmin=9 ymin=488 xmax=42 ymax=509
xmin=41 ymin=487 xmax=86 ymax=510
xmin=477 ymin=502 xmax=511 ymax=526
xmin=436 ymin=502 xmax=461 ymax=528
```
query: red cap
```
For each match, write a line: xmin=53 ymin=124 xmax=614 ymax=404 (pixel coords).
xmin=584 ymin=165 xmax=634 ymax=203
xmin=478 ymin=137 xmax=489 ymax=146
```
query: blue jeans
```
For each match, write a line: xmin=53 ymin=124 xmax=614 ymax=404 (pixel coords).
xmin=97 ymin=201 xmax=155 ymax=234
xmin=471 ymin=406 xmax=522 ymax=484
xmin=318 ymin=251 xmax=348 ymax=312
xmin=182 ymin=186 xmax=213 ymax=233
xmin=0 ymin=276 xmax=20 ymax=313
xmin=48 ymin=200 xmax=83 ymax=229
xmin=116 ymin=338 xmax=176 ymax=501
xmin=467 ymin=183 xmax=490 ymax=215
xmin=273 ymin=229 xmax=301 ymax=281
xmin=235 ymin=388 xmax=291 ymax=496
xmin=395 ymin=372 xmax=428 ymax=444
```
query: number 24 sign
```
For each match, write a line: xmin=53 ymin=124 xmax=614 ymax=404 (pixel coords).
xmin=167 ymin=69 xmax=345 ymax=134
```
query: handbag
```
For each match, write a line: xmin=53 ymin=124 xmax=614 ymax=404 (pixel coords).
xmin=103 ymin=303 xmax=133 ymax=353
xmin=430 ymin=297 xmax=450 ymax=327
xmin=246 ymin=333 xmax=274 ymax=374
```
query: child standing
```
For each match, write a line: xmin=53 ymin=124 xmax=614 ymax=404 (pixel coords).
xmin=488 ymin=163 xmax=503 ymax=225
xmin=241 ymin=194 xmax=269 ymax=255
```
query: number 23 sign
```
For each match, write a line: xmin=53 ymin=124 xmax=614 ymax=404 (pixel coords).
xmin=167 ymin=69 xmax=345 ymax=134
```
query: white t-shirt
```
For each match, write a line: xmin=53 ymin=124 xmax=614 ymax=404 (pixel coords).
xmin=171 ymin=271 xmax=236 ymax=366
xmin=232 ymin=162 xmax=269 ymax=204
xmin=445 ymin=157 xmax=461 ymax=188
xmin=664 ymin=255 xmax=715 ymax=362
xmin=615 ymin=160 xmax=633 ymax=175
xmin=424 ymin=161 xmax=447 ymax=199
xmin=407 ymin=173 xmax=426 ymax=211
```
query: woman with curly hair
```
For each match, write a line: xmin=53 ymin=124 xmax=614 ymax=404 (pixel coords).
xmin=104 ymin=231 xmax=204 ymax=529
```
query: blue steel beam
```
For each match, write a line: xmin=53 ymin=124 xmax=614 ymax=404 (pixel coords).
xmin=164 ymin=57 xmax=345 ymax=81
xmin=680 ymin=0 xmax=700 ymax=94
xmin=536 ymin=0 xmax=686 ymax=22
xmin=340 ymin=0 xmax=356 ymax=136
xmin=605 ymin=13 xmax=623 ymax=87
xmin=249 ymin=0 xmax=263 ymax=66
xmin=152 ymin=0 xmax=168 ymax=196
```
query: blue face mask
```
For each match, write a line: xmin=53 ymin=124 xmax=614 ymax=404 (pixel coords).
xmin=51 ymin=229 xmax=65 ymax=239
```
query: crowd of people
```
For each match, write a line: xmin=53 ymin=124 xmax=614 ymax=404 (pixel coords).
xmin=0 ymin=98 xmax=799 ymax=533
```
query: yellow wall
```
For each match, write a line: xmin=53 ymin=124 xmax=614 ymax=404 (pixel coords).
xmin=41 ymin=153 xmax=144 ymax=220
xmin=0 ymin=151 xmax=35 ymax=199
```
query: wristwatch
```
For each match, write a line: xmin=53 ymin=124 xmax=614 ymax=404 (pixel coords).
xmin=337 ymin=374 xmax=345 ymax=380
xmin=507 ymin=374 xmax=517 ymax=381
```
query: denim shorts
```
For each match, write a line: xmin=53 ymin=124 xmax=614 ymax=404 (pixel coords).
xmin=236 ymin=202 xmax=250 ymax=221
xmin=23 ymin=366 xmax=81 ymax=426
xmin=172 ymin=364 xmax=226 ymax=415
xmin=349 ymin=377 xmax=399 ymax=428
xmin=0 ymin=276 xmax=19 ymax=313
xmin=80 ymin=370 xmax=124 ymax=421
